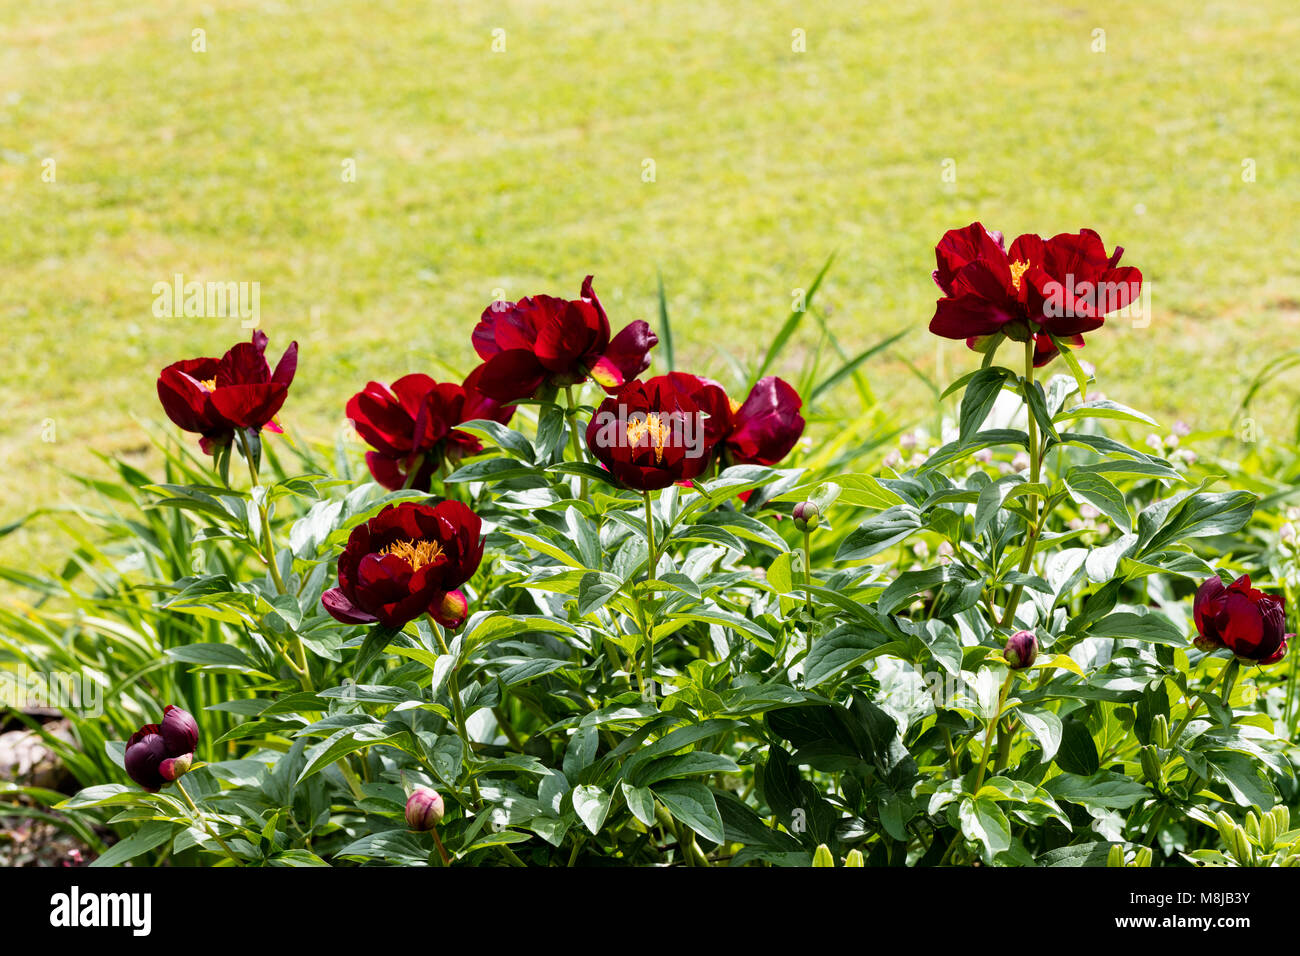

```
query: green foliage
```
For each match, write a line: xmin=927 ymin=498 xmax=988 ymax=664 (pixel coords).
xmin=3 ymin=272 xmax=1298 ymax=868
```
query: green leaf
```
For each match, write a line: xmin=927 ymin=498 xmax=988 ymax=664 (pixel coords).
xmin=1050 ymin=334 xmax=1091 ymax=400
xmin=809 ymin=330 xmax=908 ymax=402
xmin=653 ymin=780 xmax=726 ymax=845
xmin=803 ymin=628 xmax=896 ymax=686
xmin=90 ymin=820 xmax=177 ymax=867
xmin=1064 ymin=469 xmax=1131 ymax=533
xmin=751 ymin=253 xmax=834 ymax=388
xmin=457 ymin=419 xmax=535 ymax=462
xmin=1055 ymin=399 xmax=1157 ymax=427
xmin=572 ymin=784 xmax=612 ymax=834
xmin=836 ymin=505 xmax=922 ymax=561
xmin=1044 ymin=771 xmax=1149 ymax=809
xmin=1088 ymin=609 xmax=1186 ymax=646
xmin=578 ymin=571 xmax=624 ymax=616
xmin=1140 ymin=490 xmax=1256 ymax=555
xmin=958 ymin=367 xmax=1011 ymax=442
xmin=959 ymin=794 xmax=1011 ymax=861
xmin=622 ymin=783 xmax=657 ymax=827
xmin=657 ymin=271 xmax=675 ymax=371
xmin=1055 ymin=719 xmax=1100 ymax=775
xmin=974 ymin=474 xmax=1025 ymax=535
xmin=878 ymin=567 xmax=947 ymax=616
xmin=1018 ymin=708 xmax=1063 ymax=761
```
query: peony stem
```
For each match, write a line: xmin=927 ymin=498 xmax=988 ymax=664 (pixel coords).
xmin=642 ymin=491 xmax=659 ymax=702
xmin=431 ymin=617 xmax=482 ymax=808
xmin=401 ymin=453 xmax=426 ymax=491
xmin=564 ymin=386 xmax=589 ymax=500
xmin=176 ymin=778 xmax=243 ymax=866
xmin=972 ymin=669 xmax=1014 ymax=792
xmin=997 ymin=338 xmax=1043 ymax=629
xmin=1147 ymin=658 xmax=1240 ymax=847
xmin=237 ymin=428 xmax=313 ymax=690
xmin=803 ymin=526 xmax=814 ymax=622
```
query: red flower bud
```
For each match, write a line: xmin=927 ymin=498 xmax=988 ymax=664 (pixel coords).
xmin=405 ymin=788 xmax=445 ymax=831
xmin=124 ymin=704 xmax=201 ymax=791
xmin=792 ymin=501 xmax=820 ymax=532
xmin=1004 ymin=630 xmax=1038 ymax=669
xmin=159 ymin=753 xmax=194 ymax=782
xmin=1193 ymin=574 xmax=1290 ymax=664
xmin=161 ymin=704 xmax=199 ymax=756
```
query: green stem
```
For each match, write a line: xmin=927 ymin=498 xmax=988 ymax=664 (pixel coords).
xmin=1147 ymin=658 xmax=1240 ymax=846
xmin=564 ymin=386 xmax=589 ymax=500
xmin=237 ymin=429 xmax=313 ymax=689
xmin=642 ymin=491 xmax=659 ymax=702
xmin=430 ymin=828 xmax=452 ymax=866
xmin=401 ymin=452 xmax=426 ymax=491
xmin=943 ymin=727 xmax=961 ymax=778
xmin=973 ymin=669 xmax=1015 ymax=792
xmin=431 ymin=618 xmax=482 ymax=808
xmin=998 ymin=337 xmax=1043 ymax=629
xmin=803 ymin=526 xmax=814 ymax=622
xmin=175 ymin=778 xmax=243 ymax=866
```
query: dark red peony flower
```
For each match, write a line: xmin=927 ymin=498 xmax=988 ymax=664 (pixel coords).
xmin=585 ymin=375 xmax=719 ymax=491
xmin=347 ymin=366 xmax=514 ymax=491
xmin=929 ymin=222 xmax=1141 ymax=364
xmin=322 ymin=501 xmax=484 ymax=630
xmin=125 ymin=705 xmax=198 ymax=792
xmin=157 ymin=331 xmax=298 ymax=453
xmin=471 ymin=276 xmax=657 ymax=402
xmin=1193 ymin=574 xmax=1290 ymax=664
xmin=667 ymin=373 xmax=805 ymax=467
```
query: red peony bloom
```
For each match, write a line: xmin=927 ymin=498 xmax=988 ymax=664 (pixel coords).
xmin=322 ymin=501 xmax=485 ymax=630
xmin=157 ymin=331 xmax=298 ymax=453
xmin=347 ymin=366 xmax=514 ymax=491
xmin=471 ymin=276 xmax=657 ymax=402
xmin=124 ymin=705 xmax=198 ymax=792
xmin=585 ymin=375 xmax=718 ymax=491
xmin=929 ymin=222 xmax=1141 ymax=364
xmin=1193 ymin=574 xmax=1290 ymax=664
xmin=668 ymin=373 xmax=805 ymax=467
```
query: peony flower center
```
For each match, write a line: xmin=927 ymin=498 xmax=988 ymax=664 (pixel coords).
xmin=627 ymin=412 xmax=668 ymax=464
xmin=1008 ymin=259 xmax=1030 ymax=292
xmin=199 ymin=378 xmax=217 ymax=391
xmin=380 ymin=538 xmax=445 ymax=571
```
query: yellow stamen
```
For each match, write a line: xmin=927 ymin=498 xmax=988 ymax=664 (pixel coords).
xmin=1008 ymin=260 xmax=1030 ymax=292
xmin=380 ymin=538 xmax=445 ymax=571
xmin=198 ymin=378 xmax=217 ymax=391
xmin=627 ymin=413 xmax=668 ymax=464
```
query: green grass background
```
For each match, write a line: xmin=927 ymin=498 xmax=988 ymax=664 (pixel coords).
xmin=2 ymin=0 xmax=1299 ymax=566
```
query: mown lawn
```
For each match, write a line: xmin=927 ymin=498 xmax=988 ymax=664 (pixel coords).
xmin=2 ymin=0 xmax=1299 ymax=566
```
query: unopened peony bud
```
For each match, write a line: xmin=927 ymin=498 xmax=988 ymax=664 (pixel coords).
xmin=791 ymin=501 xmax=820 ymax=532
xmin=1151 ymin=714 xmax=1170 ymax=749
xmin=160 ymin=705 xmax=199 ymax=755
xmin=437 ymin=590 xmax=470 ymax=629
xmin=159 ymin=753 xmax=193 ymax=782
xmin=1260 ymin=812 xmax=1278 ymax=851
xmin=1003 ymin=630 xmax=1038 ymax=670
xmin=406 ymin=788 xmax=445 ymax=831
xmin=1139 ymin=746 xmax=1162 ymax=786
